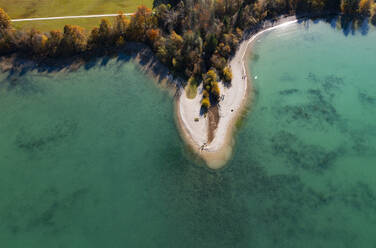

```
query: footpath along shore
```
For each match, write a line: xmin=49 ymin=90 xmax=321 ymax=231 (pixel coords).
xmin=176 ymin=17 xmax=298 ymax=169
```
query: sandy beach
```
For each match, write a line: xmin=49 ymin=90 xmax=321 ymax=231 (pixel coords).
xmin=176 ymin=17 xmax=298 ymax=169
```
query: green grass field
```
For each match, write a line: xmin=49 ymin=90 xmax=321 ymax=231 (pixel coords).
xmin=11 ymin=17 xmax=117 ymax=32
xmin=0 ymin=0 xmax=153 ymax=31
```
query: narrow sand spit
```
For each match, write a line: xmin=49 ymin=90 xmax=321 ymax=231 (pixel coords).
xmin=176 ymin=17 xmax=298 ymax=169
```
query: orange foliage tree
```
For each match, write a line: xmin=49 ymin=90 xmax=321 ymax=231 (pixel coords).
xmin=146 ymin=28 xmax=161 ymax=45
xmin=114 ymin=12 xmax=130 ymax=37
xmin=127 ymin=5 xmax=156 ymax=42
xmin=0 ymin=8 xmax=11 ymax=32
xmin=358 ymin=0 xmax=373 ymax=16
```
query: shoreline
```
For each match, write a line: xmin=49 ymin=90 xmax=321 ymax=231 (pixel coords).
xmin=176 ymin=16 xmax=298 ymax=169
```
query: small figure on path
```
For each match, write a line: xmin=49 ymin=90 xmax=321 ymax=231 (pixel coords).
xmin=200 ymin=143 xmax=207 ymax=151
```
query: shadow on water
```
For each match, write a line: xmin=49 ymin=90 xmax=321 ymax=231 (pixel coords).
xmin=297 ymin=15 xmax=371 ymax=36
xmin=2 ymin=42 xmax=183 ymax=93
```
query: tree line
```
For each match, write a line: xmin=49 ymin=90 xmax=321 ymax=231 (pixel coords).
xmin=0 ymin=0 xmax=375 ymax=110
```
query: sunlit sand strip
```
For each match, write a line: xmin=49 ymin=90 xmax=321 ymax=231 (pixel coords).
xmin=177 ymin=17 xmax=298 ymax=169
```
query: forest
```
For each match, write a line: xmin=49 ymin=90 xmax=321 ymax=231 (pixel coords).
xmin=0 ymin=0 xmax=375 ymax=109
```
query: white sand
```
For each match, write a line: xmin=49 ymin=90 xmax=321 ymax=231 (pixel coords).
xmin=177 ymin=18 xmax=298 ymax=169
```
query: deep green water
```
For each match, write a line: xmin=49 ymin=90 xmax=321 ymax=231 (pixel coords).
xmin=0 ymin=20 xmax=376 ymax=247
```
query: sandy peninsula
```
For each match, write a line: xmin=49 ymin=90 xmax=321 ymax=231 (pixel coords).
xmin=176 ymin=17 xmax=298 ymax=169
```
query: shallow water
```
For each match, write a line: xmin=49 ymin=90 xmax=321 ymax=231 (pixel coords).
xmin=0 ymin=20 xmax=376 ymax=247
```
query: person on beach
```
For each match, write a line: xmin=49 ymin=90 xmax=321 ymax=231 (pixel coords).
xmin=200 ymin=143 xmax=207 ymax=151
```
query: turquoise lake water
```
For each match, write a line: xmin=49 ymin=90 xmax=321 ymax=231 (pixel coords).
xmin=0 ymin=19 xmax=376 ymax=247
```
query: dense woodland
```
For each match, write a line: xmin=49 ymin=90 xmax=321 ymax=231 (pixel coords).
xmin=0 ymin=0 xmax=376 ymax=109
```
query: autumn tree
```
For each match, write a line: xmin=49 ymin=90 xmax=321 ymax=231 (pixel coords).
xmin=169 ymin=31 xmax=183 ymax=51
xmin=197 ymin=1 xmax=215 ymax=36
xmin=0 ymin=8 xmax=11 ymax=32
xmin=146 ymin=28 xmax=161 ymax=46
xmin=111 ymin=13 xmax=130 ymax=47
xmin=156 ymin=39 xmax=168 ymax=63
xmin=127 ymin=5 xmax=156 ymax=42
xmin=46 ymin=30 xmax=63 ymax=57
xmin=211 ymin=81 xmax=220 ymax=100
xmin=0 ymin=8 xmax=12 ymax=54
xmin=183 ymin=31 xmax=202 ymax=53
xmin=222 ymin=66 xmax=232 ymax=84
xmin=238 ymin=5 xmax=260 ymax=30
xmin=154 ymin=4 xmax=174 ymax=32
xmin=217 ymin=42 xmax=231 ymax=57
xmin=114 ymin=12 xmax=130 ymax=37
xmin=61 ymin=25 xmax=87 ymax=54
xmin=99 ymin=19 xmax=113 ymax=45
xmin=371 ymin=4 xmax=376 ymax=25
xmin=210 ymin=53 xmax=226 ymax=71
xmin=341 ymin=0 xmax=360 ymax=16
xmin=201 ymin=97 xmax=211 ymax=109
xmin=31 ymin=32 xmax=48 ymax=55
xmin=214 ymin=0 xmax=226 ymax=17
xmin=203 ymin=70 xmax=217 ymax=94
xmin=358 ymin=0 xmax=373 ymax=16
xmin=18 ymin=28 xmax=41 ymax=52
xmin=180 ymin=31 xmax=202 ymax=77
xmin=202 ymin=69 xmax=221 ymax=105
xmin=165 ymin=31 xmax=184 ymax=68
xmin=88 ymin=19 xmax=113 ymax=49
xmin=88 ymin=27 xmax=100 ymax=50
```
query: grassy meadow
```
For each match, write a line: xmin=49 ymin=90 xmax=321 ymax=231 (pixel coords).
xmin=0 ymin=0 xmax=153 ymax=31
